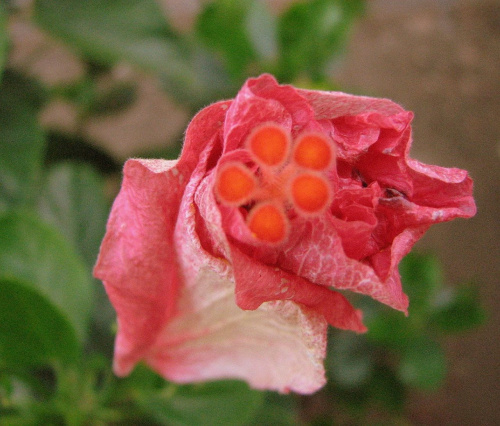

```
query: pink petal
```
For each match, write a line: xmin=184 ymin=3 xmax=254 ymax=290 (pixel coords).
xmin=94 ymin=158 xmax=184 ymax=375
xmin=144 ymin=265 xmax=329 ymax=394
xmin=94 ymin=100 xmax=231 ymax=376
xmin=231 ymin=246 xmax=366 ymax=333
xmin=94 ymin=74 xmax=477 ymax=395
xmin=222 ymin=75 xmax=322 ymax=154
xmin=277 ymin=216 xmax=410 ymax=312
xmin=147 ymin=135 xmax=329 ymax=394
xmin=96 ymin=96 xmax=336 ymax=392
xmin=298 ymin=87 xmax=405 ymax=120
xmin=406 ymin=159 xmax=476 ymax=216
xmin=330 ymin=184 xmax=381 ymax=260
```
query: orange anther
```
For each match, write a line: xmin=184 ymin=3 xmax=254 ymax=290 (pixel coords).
xmin=247 ymin=203 xmax=288 ymax=244
xmin=293 ymin=133 xmax=334 ymax=171
xmin=247 ymin=123 xmax=290 ymax=167
xmin=290 ymin=173 xmax=331 ymax=214
xmin=215 ymin=163 xmax=256 ymax=205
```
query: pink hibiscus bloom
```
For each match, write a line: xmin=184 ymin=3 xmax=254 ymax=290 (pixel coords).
xmin=94 ymin=74 xmax=476 ymax=394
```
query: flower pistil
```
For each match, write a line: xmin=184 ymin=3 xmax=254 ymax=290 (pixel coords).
xmin=215 ymin=123 xmax=336 ymax=244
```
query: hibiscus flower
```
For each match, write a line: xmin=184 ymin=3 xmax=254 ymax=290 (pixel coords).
xmin=94 ymin=74 xmax=476 ymax=394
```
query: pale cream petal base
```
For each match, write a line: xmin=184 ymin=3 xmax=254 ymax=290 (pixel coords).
xmin=145 ymin=263 xmax=327 ymax=394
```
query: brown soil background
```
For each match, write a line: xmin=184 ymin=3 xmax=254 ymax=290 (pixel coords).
xmin=335 ymin=1 xmax=499 ymax=424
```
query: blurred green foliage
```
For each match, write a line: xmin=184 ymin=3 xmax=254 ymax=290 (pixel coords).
xmin=322 ymin=253 xmax=485 ymax=424
xmin=0 ymin=2 xmax=7 ymax=79
xmin=0 ymin=72 xmax=45 ymax=212
xmin=0 ymin=0 xmax=484 ymax=424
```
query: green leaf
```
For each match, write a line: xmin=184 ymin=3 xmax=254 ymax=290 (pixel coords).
xmin=0 ymin=72 xmax=46 ymax=211
xmin=278 ymin=0 xmax=364 ymax=81
xmin=249 ymin=393 xmax=300 ymax=426
xmin=34 ymin=0 xmax=177 ymax=69
xmin=245 ymin=0 xmax=278 ymax=63
xmin=369 ymin=367 xmax=406 ymax=413
xmin=429 ymin=284 xmax=486 ymax=334
xmin=38 ymin=162 xmax=109 ymax=269
xmin=196 ymin=0 xmax=256 ymax=79
xmin=0 ymin=2 xmax=8 ymax=80
xmin=37 ymin=163 xmax=113 ymax=349
xmin=136 ymin=380 xmax=264 ymax=426
xmin=399 ymin=253 xmax=442 ymax=314
xmin=0 ymin=212 xmax=93 ymax=343
xmin=159 ymin=45 xmax=233 ymax=110
xmin=34 ymin=0 xmax=231 ymax=108
xmin=0 ymin=278 xmax=79 ymax=366
xmin=88 ymin=82 xmax=137 ymax=117
xmin=366 ymin=309 xmax=415 ymax=349
xmin=398 ymin=338 xmax=446 ymax=391
xmin=44 ymin=132 xmax=119 ymax=175
xmin=121 ymin=363 xmax=166 ymax=391
xmin=327 ymin=332 xmax=373 ymax=389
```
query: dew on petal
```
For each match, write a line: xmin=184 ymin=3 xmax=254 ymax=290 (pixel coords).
xmin=293 ymin=133 xmax=334 ymax=171
xmin=247 ymin=203 xmax=288 ymax=243
xmin=215 ymin=162 xmax=256 ymax=205
xmin=291 ymin=173 xmax=331 ymax=214
xmin=247 ymin=123 xmax=290 ymax=167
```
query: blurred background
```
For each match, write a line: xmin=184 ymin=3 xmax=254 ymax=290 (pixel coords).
xmin=0 ymin=0 xmax=498 ymax=424
xmin=336 ymin=1 xmax=499 ymax=424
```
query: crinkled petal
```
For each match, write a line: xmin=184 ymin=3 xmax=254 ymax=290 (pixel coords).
xmin=407 ymin=159 xmax=476 ymax=215
xmin=369 ymin=226 xmax=429 ymax=293
xmin=94 ymin=159 xmax=184 ymax=376
xmin=145 ymin=128 xmax=329 ymax=394
xmin=231 ymin=246 xmax=366 ymax=333
xmin=279 ymin=216 xmax=409 ymax=312
xmin=94 ymin=101 xmax=232 ymax=376
xmin=94 ymin=74 xmax=477 ymax=395
xmin=330 ymin=184 xmax=381 ymax=260
xmin=223 ymin=75 xmax=322 ymax=153
xmin=144 ymin=264 xmax=328 ymax=394
xmin=331 ymin=111 xmax=413 ymax=159
xmin=179 ymin=100 xmax=232 ymax=170
xmin=298 ymin=87 xmax=405 ymax=120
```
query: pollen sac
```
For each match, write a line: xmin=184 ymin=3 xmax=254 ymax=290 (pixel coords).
xmin=293 ymin=133 xmax=334 ymax=171
xmin=247 ymin=123 xmax=290 ymax=167
xmin=247 ymin=203 xmax=288 ymax=244
xmin=215 ymin=162 xmax=256 ymax=205
xmin=290 ymin=173 xmax=331 ymax=214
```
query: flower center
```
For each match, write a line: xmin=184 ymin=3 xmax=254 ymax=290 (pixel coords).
xmin=215 ymin=123 xmax=335 ymax=243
